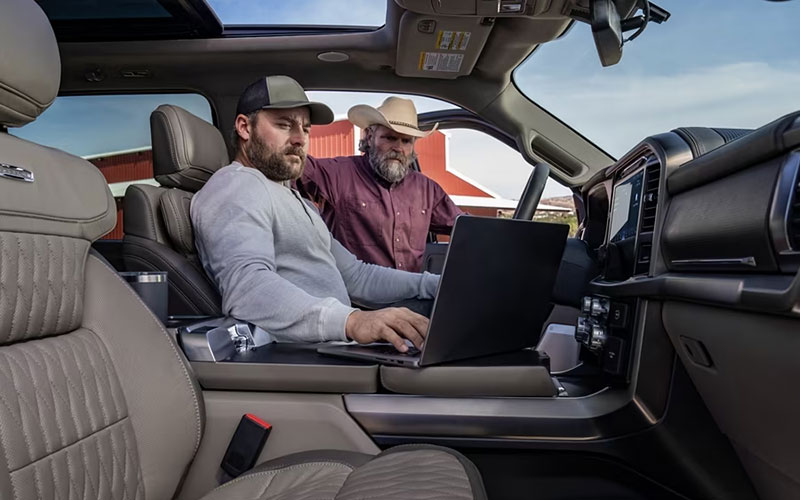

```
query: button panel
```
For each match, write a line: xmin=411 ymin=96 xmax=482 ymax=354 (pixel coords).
xmin=575 ymin=295 xmax=634 ymax=378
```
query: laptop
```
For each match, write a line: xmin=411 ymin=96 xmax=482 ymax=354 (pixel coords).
xmin=317 ymin=215 xmax=568 ymax=367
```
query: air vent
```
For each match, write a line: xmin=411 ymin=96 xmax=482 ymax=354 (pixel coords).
xmin=635 ymin=157 xmax=661 ymax=275
xmin=640 ymin=160 xmax=660 ymax=233
xmin=790 ymin=178 xmax=800 ymax=250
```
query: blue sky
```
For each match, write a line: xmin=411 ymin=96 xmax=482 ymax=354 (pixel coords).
xmin=12 ymin=0 xmax=800 ymax=200
xmin=514 ymin=0 xmax=800 ymax=158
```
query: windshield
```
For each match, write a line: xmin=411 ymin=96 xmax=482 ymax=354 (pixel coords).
xmin=513 ymin=1 xmax=800 ymax=159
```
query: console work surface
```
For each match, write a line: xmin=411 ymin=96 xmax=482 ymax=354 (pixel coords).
xmin=191 ymin=342 xmax=555 ymax=397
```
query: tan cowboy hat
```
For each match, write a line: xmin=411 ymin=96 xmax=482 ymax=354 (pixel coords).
xmin=347 ymin=97 xmax=438 ymax=138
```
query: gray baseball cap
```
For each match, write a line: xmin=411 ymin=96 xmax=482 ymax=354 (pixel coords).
xmin=235 ymin=75 xmax=334 ymax=125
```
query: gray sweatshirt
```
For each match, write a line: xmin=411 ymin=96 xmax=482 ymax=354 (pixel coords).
xmin=191 ymin=162 xmax=439 ymax=342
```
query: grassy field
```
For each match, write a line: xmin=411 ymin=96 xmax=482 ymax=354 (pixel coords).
xmin=535 ymin=213 xmax=578 ymax=237
xmin=497 ymin=210 xmax=578 ymax=237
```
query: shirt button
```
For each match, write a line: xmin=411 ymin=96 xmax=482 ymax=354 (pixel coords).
xmin=361 ymin=202 xmax=366 ymax=207
xmin=396 ymin=211 xmax=400 ymax=216
xmin=422 ymin=209 xmax=426 ymax=214
xmin=398 ymin=263 xmax=403 ymax=268
xmin=396 ymin=238 xmax=400 ymax=242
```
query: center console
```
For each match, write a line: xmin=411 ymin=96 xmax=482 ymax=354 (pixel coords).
xmin=176 ymin=317 xmax=557 ymax=397
xmin=575 ymin=148 xmax=668 ymax=382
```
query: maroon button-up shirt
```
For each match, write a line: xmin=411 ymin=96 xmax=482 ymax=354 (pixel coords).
xmin=297 ymin=155 xmax=463 ymax=272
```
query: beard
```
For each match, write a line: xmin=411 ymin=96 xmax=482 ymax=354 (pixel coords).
xmin=244 ymin=133 xmax=306 ymax=182
xmin=368 ymin=146 xmax=417 ymax=184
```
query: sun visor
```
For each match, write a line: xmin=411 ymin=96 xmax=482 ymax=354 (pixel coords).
xmin=396 ymin=12 xmax=493 ymax=80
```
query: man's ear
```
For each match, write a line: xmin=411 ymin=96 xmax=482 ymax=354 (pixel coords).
xmin=364 ymin=126 xmax=375 ymax=143
xmin=234 ymin=114 xmax=252 ymax=142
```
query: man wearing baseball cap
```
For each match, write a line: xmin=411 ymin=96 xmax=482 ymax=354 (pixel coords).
xmin=191 ymin=76 xmax=438 ymax=351
xmin=296 ymin=96 xmax=463 ymax=273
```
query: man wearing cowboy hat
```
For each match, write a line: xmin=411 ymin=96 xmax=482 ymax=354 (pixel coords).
xmin=192 ymin=76 xmax=437 ymax=351
xmin=297 ymin=96 xmax=463 ymax=273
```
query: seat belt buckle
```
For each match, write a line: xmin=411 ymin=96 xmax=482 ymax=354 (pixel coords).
xmin=220 ymin=414 xmax=272 ymax=478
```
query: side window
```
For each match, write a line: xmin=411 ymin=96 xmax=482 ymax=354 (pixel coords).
xmin=10 ymin=93 xmax=213 ymax=239
xmin=426 ymin=128 xmax=577 ymax=238
xmin=306 ymin=91 xmax=576 ymax=236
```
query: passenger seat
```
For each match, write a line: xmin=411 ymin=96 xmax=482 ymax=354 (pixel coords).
xmin=0 ymin=1 xmax=487 ymax=499
xmin=122 ymin=104 xmax=228 ymax=317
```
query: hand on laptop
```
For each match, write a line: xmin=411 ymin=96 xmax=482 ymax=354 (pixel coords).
xmin=345 ymin=308 xmax=428 ymax=352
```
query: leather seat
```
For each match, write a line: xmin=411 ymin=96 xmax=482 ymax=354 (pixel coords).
xmin=122 ymin=104 xmax=228 ymax=317
xmin=0 ymin=1 xmax=487 ymax=499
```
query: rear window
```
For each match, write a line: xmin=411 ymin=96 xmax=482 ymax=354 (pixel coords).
xmin=10 ymin=93 xmax=213 ymax=239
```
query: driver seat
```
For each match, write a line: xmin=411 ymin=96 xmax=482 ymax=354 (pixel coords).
xmin=0 ymin=1 xmax=488 ymax=499
xmin=122 ymin=104 xmax=227 ymax=317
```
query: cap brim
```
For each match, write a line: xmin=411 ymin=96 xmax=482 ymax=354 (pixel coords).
xmin=348 ymin=104 xmax=435 ymax=138
xmin=260 ymin=100 xmax=334 ymax=125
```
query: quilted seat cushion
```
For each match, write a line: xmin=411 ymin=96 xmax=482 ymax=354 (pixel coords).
xmin=200 ymin=445 xmax=486 ymax=500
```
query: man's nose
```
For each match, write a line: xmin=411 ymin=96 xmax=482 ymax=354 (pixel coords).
xmin=289 ymin=128 xmax=306 ymax=147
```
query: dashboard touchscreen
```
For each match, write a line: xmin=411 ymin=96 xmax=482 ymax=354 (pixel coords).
xmin=608 ymin=170 xmax=644 ymax=243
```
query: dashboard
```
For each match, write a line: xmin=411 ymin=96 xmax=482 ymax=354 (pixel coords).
xmin=574 ymin=118 xmax=800 ymax=382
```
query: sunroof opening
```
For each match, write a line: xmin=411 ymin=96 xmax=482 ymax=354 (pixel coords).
xmin=38 ymin=0 xmax=172 ymax=20
xmin=205 ymin=0 xmax=385 ymax=27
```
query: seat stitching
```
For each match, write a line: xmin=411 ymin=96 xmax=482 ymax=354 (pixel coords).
xmin=93 ymin=430 xmax=117 ymax=497
xmin=39 ymin=344 xmax=91 ymax=433
xmin=19 ymin=349 xmax=58 ymax=454
xmin=51 ymin=455 xmax=66 ymax=500
xmin=3 ymin=355 xmax=52 ymax=458
xmin=68 ymin=334 xmax=111 ymax=426
xmin=31 ymin=456 xmax=43 ymax=500
xmin=18 ymin=346 xmax=81 ymax=433
xmin=70 ymin=238 xmax=84 ymax=332
xmin=23 ymin=237 xmax=40 ymax=340
xmin=211 ymin=461 xmax=354 ymax=491
xmin=81 ymin=439 xmax=100 ymax=500
xmin=45 ymin=237 xmax=60 ymax=334
xmin=63 ymin=447 xmax=83 ymax=499
xmin=8 ymin=416 xmax=129 ymax=475
xmin=0 ymin=236 xmax=8 ymax=339
xmin=85 ymin=331 xmax=127 ymax=418
xmin=67 ymin=335 xmax=103 ymax=432
xmin=0 ymin=385 xmax=20 ymax=500
xmin=61 ymin=335 xmax=100 ymax=431
xmin=13 ymin=236 xmax=28 ymax=341
xmin=118 ymin=419 xmax=137 ymax=500
xmin=29 ymin=236 xmax=46 ymax=337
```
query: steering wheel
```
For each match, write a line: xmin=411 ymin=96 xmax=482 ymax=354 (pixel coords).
xmin=512 ymin=163 xmax=550 ymax=220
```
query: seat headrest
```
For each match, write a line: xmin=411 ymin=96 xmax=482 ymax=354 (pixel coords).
xmin=0 ymin=134 xmax=116 ymax=241
xmin=151 ymin=105 xmax=229 ymax=193
xmin=0 ymin=0 xmax=60 ymax=128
